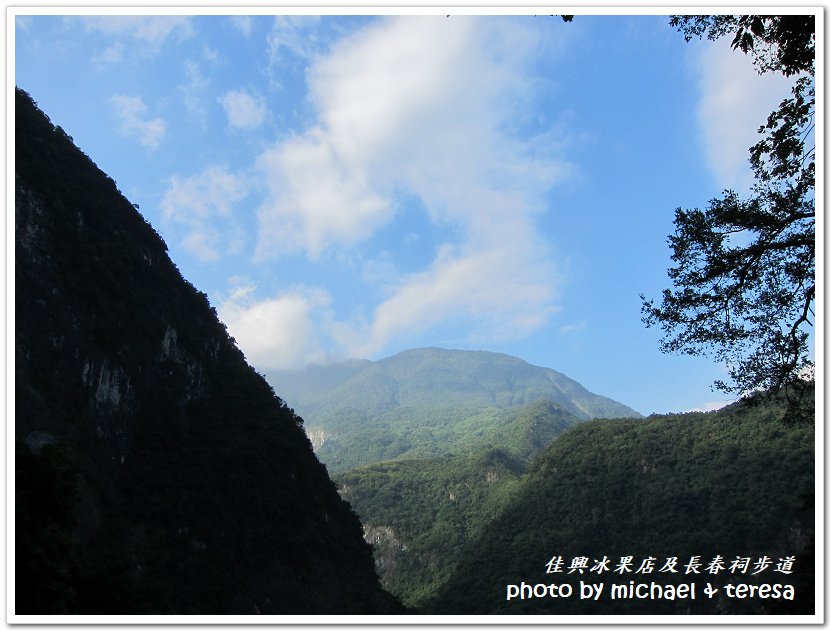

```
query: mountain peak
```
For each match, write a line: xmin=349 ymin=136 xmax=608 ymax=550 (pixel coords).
xmin=268 ymin=346 xmax=641 ymax=473
xmin=274 ymin=346 xmax=641 ymax=421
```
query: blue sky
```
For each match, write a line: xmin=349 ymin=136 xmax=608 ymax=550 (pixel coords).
xmin=13 ymin=10 xmax=799 ymax=415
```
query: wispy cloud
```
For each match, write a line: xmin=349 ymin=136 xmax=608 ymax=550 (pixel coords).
xmin=225 ymin=17 xmax=571 ymax=367
xmin=694 ymin=38 xmax=793 ymax=192
xmin=109 ymin=95 xmax=166 ymax=149
xmin=202 ymin=44 xmax=219 ymax=62
xmin=180 ymin=59 xmax=211 ymax=127
xmin=80 ymin=15 xmax=193 ymax=64
xmin=558 ymin=320 xmax=587 ymax=335
xmin=219 ymin=89 xmax=267 ymax=130
xmin=160 ymin=165 xmax=250 ymax=262
xmin=91 ymin=41 xmax=125 ymax=66
xmin=266 ymin=15 xmax=324 ymax=64
xmin=229 ymin=15 xmax=254 ymax=38
xmin=15 ymin=15 xmax=32 ymax=32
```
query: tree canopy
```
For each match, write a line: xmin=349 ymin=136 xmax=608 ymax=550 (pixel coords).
xmin=642 ymin=15 xmax=815 ymax=408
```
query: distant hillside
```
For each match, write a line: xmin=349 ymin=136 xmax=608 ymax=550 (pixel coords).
xmin=15 ymin=87 xmax=399 ymax=615
xmin=424 ymin=394 xmax=815 ymax=615
xmin=269 ymin=348 xmax=641 ymax=473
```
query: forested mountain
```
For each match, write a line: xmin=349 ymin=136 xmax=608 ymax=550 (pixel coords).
xmin=425 ymin=394 xmax=815 ymax=615
xmin=269 ymin=348 xmax=641 ymax=473
xmin=335 ymin=399 xmax=583 ymax=607
xmin=331 ymin=392 xmax=814 ymax=614
xmin=14 ymin=87 xmax=400 ymax=615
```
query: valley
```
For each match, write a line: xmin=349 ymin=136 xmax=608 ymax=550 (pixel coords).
xmin=271 ymin=352 xmax=815 ymax=614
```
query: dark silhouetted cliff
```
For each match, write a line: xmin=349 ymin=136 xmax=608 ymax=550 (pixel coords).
xmin=14 ymin=87 xmax=400 ymax=615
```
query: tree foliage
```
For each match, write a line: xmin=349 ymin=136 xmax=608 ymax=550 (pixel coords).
xmin=426 ymin=393 xmax=815 ymax=614
xmin=642 ymin=15 xmax=815 ymax=405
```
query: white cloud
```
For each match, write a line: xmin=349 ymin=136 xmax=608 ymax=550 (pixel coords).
xmin=244 ymin=16 xmax=570 ymax=366
xmin=160 ymin=165 xmax=250 ymax=262
xmin=694 ymin=38 xmax=793 ymax=192
xmin=349 ymin=241 xmax=560 ymax=357
xmin=256 ymin=17 xmax=567 ymax=256
xmin=109 ymin=95 xmax=166 ymax=149
xmin=254 ymin=130 xmax=389 ymax=259
xmin=219 ymin=89 xmax=267 ymax=130
xmin=219 ymin=284 xmax=333 ymax=371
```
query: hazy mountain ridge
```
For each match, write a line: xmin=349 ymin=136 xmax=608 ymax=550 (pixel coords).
xmin=269 ymin=347 xmax=641 ymax=473
xmin=14 ymin=87 xmax=399 ymax=615
xmin=274 ymin=348 xmax=641 ymax=420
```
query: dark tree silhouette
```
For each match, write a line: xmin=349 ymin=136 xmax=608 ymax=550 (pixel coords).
xmin=642 ymin=15 xmax=815 ymax=409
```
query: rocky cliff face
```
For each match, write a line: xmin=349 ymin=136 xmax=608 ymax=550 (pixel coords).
xmin=14 ymin=87 xmax=400 ymax=615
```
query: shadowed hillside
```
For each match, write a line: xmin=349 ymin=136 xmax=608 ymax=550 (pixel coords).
xmin=14 ymin=87 xmax=400 ymax=615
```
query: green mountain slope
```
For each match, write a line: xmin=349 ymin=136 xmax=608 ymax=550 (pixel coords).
xmin=424 ymin=394 xmax=815 ymax=615
xmin=336 ymin=448 xmax=527 ymax=607
xmin=270 ymin=348 xmax=641 ymax=473
xmin=15 ymin=87 xmax=400 ymax=615
xmin=320 ymin=398 xmax=584 ymax=474
xmin=333 ymin=398 xmax=586 ymax=607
